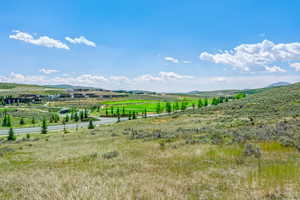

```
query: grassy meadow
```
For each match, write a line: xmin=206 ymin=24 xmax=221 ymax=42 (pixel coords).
xmin=1 ymin=83 xmax=300 ymax=199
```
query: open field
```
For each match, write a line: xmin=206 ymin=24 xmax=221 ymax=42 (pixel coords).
xmin=1 ymin=83 xmax=300 ymax=199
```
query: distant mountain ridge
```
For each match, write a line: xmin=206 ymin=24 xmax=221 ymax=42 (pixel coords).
xmin=44 ymin=84 xmax=102 ymax=90
xmin=187 ymin=82 xmax=293 ymax=96
xmin=267 ymin=82 xmax=290 ymax=88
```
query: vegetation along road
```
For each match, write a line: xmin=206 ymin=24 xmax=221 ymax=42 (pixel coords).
xmin=0 ymin=113 xmax=168 ymax=135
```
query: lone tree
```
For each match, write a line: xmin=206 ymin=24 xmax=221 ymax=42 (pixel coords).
xmin=31 ymin=117 xmax=36 ymax=125
xmin=88 ymin=119 xmax=95 ymax=129
xmin=19 ymin=117 xmax=25 ymax=125
xmin=41 ymin=118 xmax=48 ymax=134
xmin=7 ymin=127 xmax=16 ymax=141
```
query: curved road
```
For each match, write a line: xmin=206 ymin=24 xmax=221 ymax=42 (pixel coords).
xmin=0 ymin=113 xmax=169 ymax=136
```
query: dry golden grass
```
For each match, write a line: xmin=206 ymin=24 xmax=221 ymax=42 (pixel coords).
xmin=1 ymin=115 xmax=300 ymax=200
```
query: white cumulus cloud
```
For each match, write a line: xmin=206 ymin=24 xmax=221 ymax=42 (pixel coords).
xmin=289 ymin=63 xmax=300 ymax=71
xmin=265 ymin=66 xmax=286 ymax=73
xmin=40 ymin=68 xmax=59 ymax=74
xmin=65 ymin=36 xmax=96 ymax=47
xmin=164 ymin=56 xmax=179 ymax=63
xmin=200 ymin=40 xmax=300 ymax=71
xmin=9 ymin=30 xmax=70 ymax=50
xmin=135 ymin=72 xmax=193 ymax=82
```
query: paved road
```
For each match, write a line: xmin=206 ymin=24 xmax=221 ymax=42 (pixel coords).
xmin=0 ymin=113 xmax=169 ymax=136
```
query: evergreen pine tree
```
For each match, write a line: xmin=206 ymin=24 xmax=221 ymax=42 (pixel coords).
xmin=74 ymin=112 xmax=79 ymax=122
xmin=122 ymin=107 xmax=125 ymax=116
xmin=166 ymin=102 xmax=172 ymax=114
xmin=175 ymin=102 xmax=179 ymax=111
xmin=181 ymin=102 xmax=186 ymax=111
xmin=41 ymin=118 xmax=48 ymax=134
xmin=88 ymin=119 xmax=95 ymax=129
xmin=70 ymin=112 xmax=74 ymax=120
xmin=31 ymin=117 xmax=36 ymax=124
xmin=197 ymin=99 xmax=203 ymax=108
xmin=2 ymin=113 xmax=7 ymax=127
xmin=156 ymin=103 xmax=161 ymax=114
xmin=80 ymin=111 xmax=84 ymax=121
xmin=19 ymin=117 xmax=25 ymax=125
xmin=110 ymin=106 xmax=114 ymax=116
xmin=6 ymin=115 xmax=11 ymax=127
xmin=204 ymin=98 xmax=208 ymax=106
xmin=7 ymin=127 xmax=16 ymax=141
xmin=84 ymin=109 xmax=88 ymax=118
xmin=105 ymin=108 xmax=108 ymax=117
xmin=132 ymin=111 xmax=136 ymax=119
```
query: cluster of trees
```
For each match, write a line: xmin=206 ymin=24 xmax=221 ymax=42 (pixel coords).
xmin=105 ymin=106 xmax=127 ymax=117
xmin=66 ymin=109 xmax=89 ymax=122
xmin=0 ymin=96 xmax=12 ymax=105
xmin=156 ymin=101 xmax=190 ymax=114
xmin=49 ymin=113 xmax=60 ymax=123
xmin=2 ymin=112 xmax=12 ymax=127
xmin=235 ymin=93 xmax=247 ymax=99
xmin=211 ymin=97 xmax=230 ymax=105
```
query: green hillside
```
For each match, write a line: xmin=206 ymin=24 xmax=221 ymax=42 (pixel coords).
xmin=0 ymin=82 xmax=65 ymax=95
xmin=1 ymin=83 xmax=300 ymax=199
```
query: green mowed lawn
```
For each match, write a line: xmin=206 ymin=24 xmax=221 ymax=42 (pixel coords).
xmin=94 ymin=98 xmax=213 ymax=116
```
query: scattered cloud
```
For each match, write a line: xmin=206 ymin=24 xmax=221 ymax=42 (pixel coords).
xmin=135 ymin=72 xmax=193 ymax=82
xmin=9 ymin=30 xmax=70 ymax=50
xmin=109 ymin=76 xmax=130 ymax=82
xmin=0 ymin=72 xmax=299 ymax=92
xmin=265 ymin=66 xmax=286 ymax=73
xmin=65 ymin=36 xmax=96 ymax=47
xmin=164 ymin=56 xmax=179 ymax=63
xmin=289 ymin=63 xmax=300 ymax=71
xmin=40 ymin=68 xmax=59 ymax=74
xmin=183 ymin=60 xmax=192 ymax=64
xmin=200 ymin=40 xmax=300 ymax=72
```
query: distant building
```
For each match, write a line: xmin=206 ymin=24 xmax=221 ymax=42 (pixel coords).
xmin=59 ymin=94 xmax=72 ymax=98
xmin=73 ymin=93 xmax=85 ymax=98
xmin=86 ymin=93 xmax=100 ymax=98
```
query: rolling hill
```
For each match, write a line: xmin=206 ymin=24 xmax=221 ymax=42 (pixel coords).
xmin=1 ymin=82 xmax=300 ymax=199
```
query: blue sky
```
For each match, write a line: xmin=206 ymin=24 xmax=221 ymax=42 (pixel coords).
xmin=1 ymin=0 xmax=300 ymax=92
